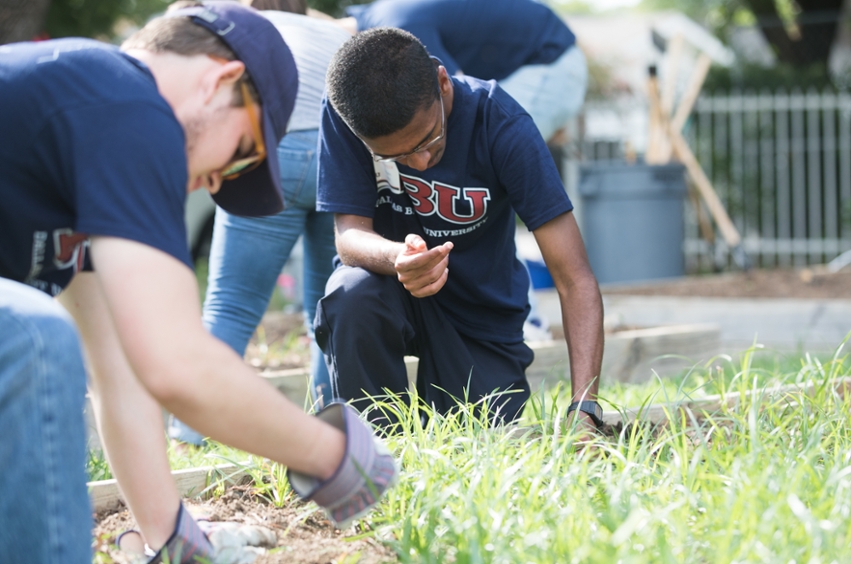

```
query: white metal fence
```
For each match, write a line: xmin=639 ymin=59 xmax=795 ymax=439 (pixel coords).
xmin=569 ymin=91 xmax=851 ymax=272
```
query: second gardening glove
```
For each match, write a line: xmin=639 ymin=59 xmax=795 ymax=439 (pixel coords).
xmin=287 ymin=402 xmax=398 ymax=528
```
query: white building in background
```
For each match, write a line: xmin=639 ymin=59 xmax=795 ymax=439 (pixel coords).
xmin=564 ymin=11 xmax=735 ymax=153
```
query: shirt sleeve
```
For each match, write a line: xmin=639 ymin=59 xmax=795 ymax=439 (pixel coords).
xmin=61 ymin=102 xmax=192 ymax=269
xmin=316 ymin=96 xmax=382 ymax=218
xmin=488 ymin=104 xmax=573 ymax=231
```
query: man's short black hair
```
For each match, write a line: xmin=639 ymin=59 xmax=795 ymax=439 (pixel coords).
xmin=326 ymin=27 xmax=440 ymax=139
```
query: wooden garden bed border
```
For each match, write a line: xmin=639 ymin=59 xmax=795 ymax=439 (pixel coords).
xmin=600 ymin=375 xmax=851 ymax=426
xmin=90 ymin=464 xmax=246 ymax=513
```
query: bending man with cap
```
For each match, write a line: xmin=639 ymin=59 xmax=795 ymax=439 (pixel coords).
xmin=0 ymin=4 xmax=395 ymax=563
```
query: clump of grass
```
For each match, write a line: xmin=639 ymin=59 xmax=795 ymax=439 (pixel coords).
xmin=360 ymin=344 xmax=851 ymax=563
xmin=206 ymin=451 xmax=293 ymax=508
xmin=597 ymin=344 xmax=845 ymax=410
xmin=86 ymin=448 xmax=112 ymax=483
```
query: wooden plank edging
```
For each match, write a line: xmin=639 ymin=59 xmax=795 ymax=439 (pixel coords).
xmin=89 ymin=464 xmax=247 ymax=513
xmin=257 ymin=323 xmax=722 ymax=400
xmin=601 ymin=376 xmax=851 ymax=426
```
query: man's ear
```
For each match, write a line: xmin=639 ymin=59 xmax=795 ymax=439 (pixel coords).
xmin=438 ymin=66 xmax=451 ymax=95
xmin=203 ymin=59 xmax=246 ymax=104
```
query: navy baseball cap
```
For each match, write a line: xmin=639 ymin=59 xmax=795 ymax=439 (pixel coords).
xmin=166 ymin=2 xmax=298 ymax=216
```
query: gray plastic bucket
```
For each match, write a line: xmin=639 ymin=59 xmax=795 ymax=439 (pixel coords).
xmin=578 ymin=161 xmax=687 ymax=285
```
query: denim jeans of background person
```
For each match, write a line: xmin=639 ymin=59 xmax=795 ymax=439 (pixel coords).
xmin=497 ymin=44 xmax=588 ymax=145
xmin=0 ymin=278 xmax=92 ymax=563
xmin=169 ymin=130 xmax=337 ymax=446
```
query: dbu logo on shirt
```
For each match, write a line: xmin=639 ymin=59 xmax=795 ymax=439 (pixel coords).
xmin=374 ymin=161 xmax=490 ymax=225
xmin=24 ymin=228 xmax=89 ymax=295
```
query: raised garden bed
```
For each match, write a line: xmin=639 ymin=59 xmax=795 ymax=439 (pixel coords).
xmin=93 ymin=488 xmax=396 ymax=564
xmin=91 ymin=373 xmax=851 ymax=562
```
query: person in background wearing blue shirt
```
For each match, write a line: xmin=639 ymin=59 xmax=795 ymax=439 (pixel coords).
xmin=338 ymin=0 xmax=588 ymax=341
xmin=168 ymin=0 xmax=351 ymax=450
xmin=0 ymin=4 xmax=394 ymax=563
xmin=314 ymin=28 xmax=604 ymax=431
xmin=341 ymin=0 xmax=587 ymax=146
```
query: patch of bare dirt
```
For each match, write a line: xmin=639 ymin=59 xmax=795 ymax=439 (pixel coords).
xmin=93 ymin=486 xmax=398 ymax=564
xmin=244 ymin=312 xmax=311 ymax=370
xmin=601 ymin=268 xmax=851 ymax=300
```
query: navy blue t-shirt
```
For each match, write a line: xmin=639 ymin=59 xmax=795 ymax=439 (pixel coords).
xmin=317 ymin=76 xmax=572 ymax=342
xmin=0 ymin=39 xmax=192 ymax=296
xmin=347 ymin=0 xmax=575 ymax=81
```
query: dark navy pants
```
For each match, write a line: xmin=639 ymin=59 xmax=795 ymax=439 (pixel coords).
xmin=314 ymin=265 xmax=534 ymax=428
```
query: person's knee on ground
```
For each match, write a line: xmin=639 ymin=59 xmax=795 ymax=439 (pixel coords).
xmin=315 ymin=266 xmax=415 ymax=424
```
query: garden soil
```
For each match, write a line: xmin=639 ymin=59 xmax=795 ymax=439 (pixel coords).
xmin=93 ymin=486 xmax=397 ymax=563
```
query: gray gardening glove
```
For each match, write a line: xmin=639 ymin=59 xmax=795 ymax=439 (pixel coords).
xmin=117 ymin=502 xmax=213 ymax=563
xmin=117 ymin=502 xmax=276 ymax=564
xmin=287 ymin=402 xmax=398 ymax=529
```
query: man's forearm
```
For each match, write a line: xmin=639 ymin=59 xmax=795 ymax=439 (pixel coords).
xmin=155 ymin=334 xmax=345 ymax=479
xmin=58 ymin=274 xmax=181 ymax=549
xmin=88 ymin=237 xmax=347 ymax=482
xmin=336 ymin=224 xmax=404 ymax=275
xmin=559 ymin=278 xmax=604 ymax=402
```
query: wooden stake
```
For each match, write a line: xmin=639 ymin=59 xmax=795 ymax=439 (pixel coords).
xmin=689 ymin=182 xmax=716 ymax=247
xmin=669 ymin=128 xmax=742 ymax=248
xmin=654 ymin=34 xmax=684 ymax=162
xmin=660 ymin=34 xmax=684 ymax=120
xmin=660 ymin=52 xmax=712 ymax=163
xmin=645 ymin=65 xmax=665 ymax=164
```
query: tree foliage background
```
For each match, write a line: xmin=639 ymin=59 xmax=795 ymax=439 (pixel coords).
xmin=0 ymin=0 xmax=371 ymax=44
xmin=4 ymin=0 xmax=848 ymax=89
xmin=639 ymin=0 xmax=844 ymax=68
xmin=551 ymin=0 xmax=849 ymax=90
xmin=44 ymin=0 xmax=172 ymax=39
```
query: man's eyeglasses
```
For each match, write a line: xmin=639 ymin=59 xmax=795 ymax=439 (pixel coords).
xmin=221 ymin=81 xmax=266 ymax=180
xmin=358 ymin=95 xmax=445 ymax=164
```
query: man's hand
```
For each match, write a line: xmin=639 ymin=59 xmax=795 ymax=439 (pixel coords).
xmin=394 ymin=234 xmax=453 ymax=297
xmin=288 ymin=403 xmax=398 ymax=529
xmin=116 ymin=503 xmax=277 ymax=564
xmin=566 ymin=410 xmax=600 ymax=446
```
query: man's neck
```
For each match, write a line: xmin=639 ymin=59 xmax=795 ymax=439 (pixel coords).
xmin=122 ymin=49 xmax=210 ymax=123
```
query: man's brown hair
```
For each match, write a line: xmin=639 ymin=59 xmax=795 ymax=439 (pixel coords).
xmin=121 ymin=1 xmax=258 ymax=105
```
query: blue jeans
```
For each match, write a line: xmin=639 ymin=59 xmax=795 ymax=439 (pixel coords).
xmin=0 ymin=278 xmax=92 ymax=564
xmin=169 ymin=129 xmax=337 ymax=446
xmin=498 ymin=44 xmax=588 ymax=142
xmin=315 ymin=266 xmax=535 ymax=429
